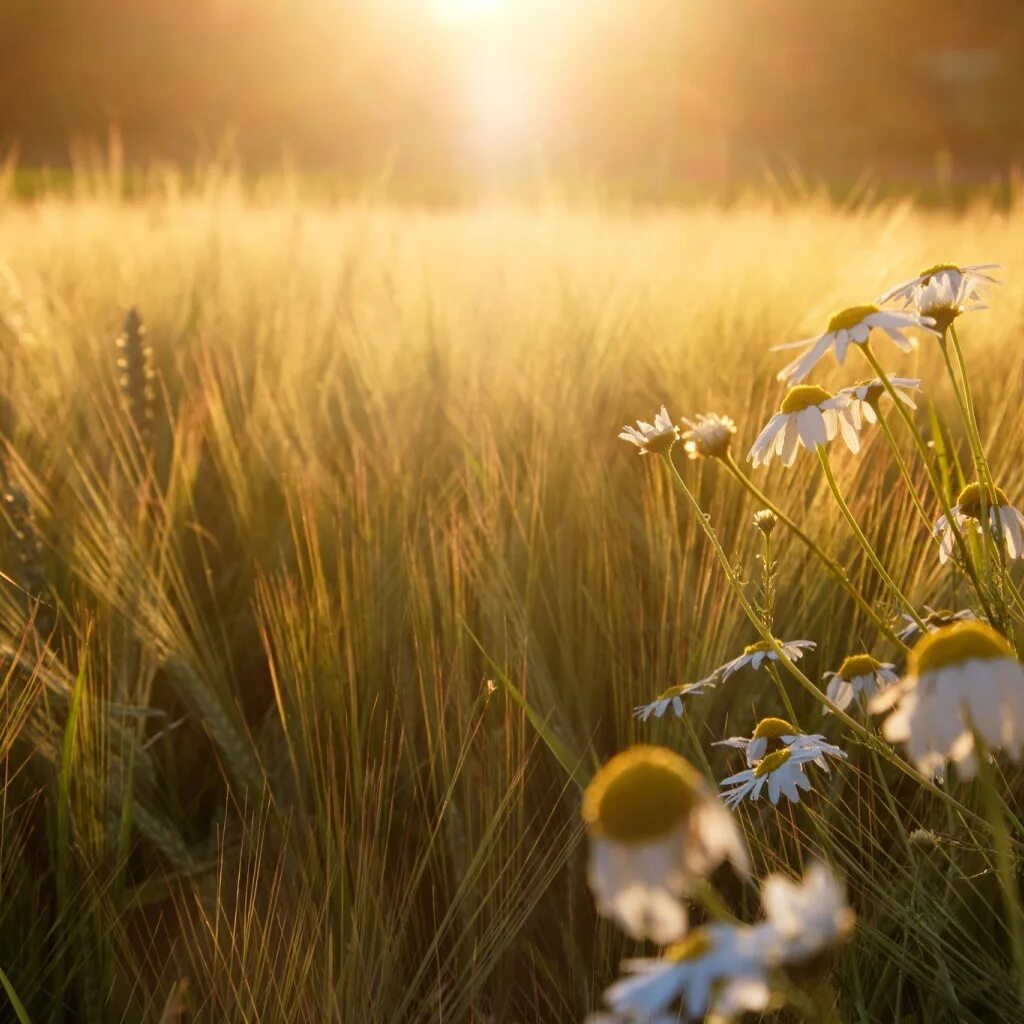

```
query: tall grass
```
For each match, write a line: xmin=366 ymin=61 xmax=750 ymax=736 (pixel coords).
xmin=0 ymin=170 xmax=1022 ymax=1020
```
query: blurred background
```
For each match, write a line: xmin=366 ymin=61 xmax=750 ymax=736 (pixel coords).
xmin=2 ymin=0 xmax=1024 ymax=197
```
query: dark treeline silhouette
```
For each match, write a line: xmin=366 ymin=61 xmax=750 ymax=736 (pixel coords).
xmin=2 ymin=0 xmax=1023 ymax=185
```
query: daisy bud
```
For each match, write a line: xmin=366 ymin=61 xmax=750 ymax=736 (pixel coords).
xmin=753 ymin=509 xmax=778 ymax=536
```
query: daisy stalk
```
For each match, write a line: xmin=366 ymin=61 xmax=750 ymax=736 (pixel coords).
xmin=859 ymin=340 xmax=998 ymax=624
xmin=815 ymin=448 xmax=927 ymax=632
xmin=721 ymin=450 xmax=908 ymax=650
xmin=660 ymin=444 xmax=1003 ymax=838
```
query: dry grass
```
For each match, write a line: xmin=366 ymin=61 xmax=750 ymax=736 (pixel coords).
xmin=0 ymin=174 xmax=1022 ymax=1021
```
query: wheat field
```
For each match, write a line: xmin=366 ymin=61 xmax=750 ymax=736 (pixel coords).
xmin=0 ymin=174 xmax=1022 ymax=1022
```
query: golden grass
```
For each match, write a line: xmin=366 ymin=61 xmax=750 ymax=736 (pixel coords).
xmin=0 ymin=177 xmax=1022 ymax=1020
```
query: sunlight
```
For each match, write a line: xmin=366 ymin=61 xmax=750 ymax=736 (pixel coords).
xmin=432 ymin=0 xmax=508 ymax=23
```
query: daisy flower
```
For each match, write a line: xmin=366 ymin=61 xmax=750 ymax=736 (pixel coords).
xmin=878 ymin=262 xmax=1000 ymax=331
xmin=582 ymin=746 xmax=749 ymax=943
xmin=761 ymin=862 xmax=856 ymax=963
xmin=753 ymin=508 xmax=778 ymax=535
xmin=720 ymin=747 xmax=817 ymax=808
xmin=934 ymin=482 xmax=1024 ymax=564
xmin=747 ymin=385 xmax=860 ymax=469
xmin=720 ymin=638 xmax=816 ymax=680
xmin=837 ymin=376 xmax=921 ymax=429
xmin=716 ymin=721 xmax=847 ymax=772
xmin=822 ymin=653 xmax=898 ymax=713
xmin=618 ymin=405 xmax=679 ymax=455
xmin=896 ymin=606 xmax=976 ymax=645
xmin=633 ymin=676 xmax=717 ymax=722
xmin=773 ymin=305 xmax=938 ymax=385
xmin=601 ymin=924 xmax=774 ymax=1022
xmin=680 ymin=412 xmax=737 ymax=460
xmin=869 ymin=620 xmax=1024 ymax=779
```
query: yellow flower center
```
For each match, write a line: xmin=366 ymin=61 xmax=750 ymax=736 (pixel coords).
xmin=753 ymin=716 xmax=795 ymax=739
xmin=909 ymin=620 xmax=1014 ymax=676
xmin=665 ymin=928 xmax=713 ymax=962
xmin=955 ymin=481 xmax=1009 ymax=520
xmin=582 ymin=745 xmax=702 ymax=843
xmin=837 ymin=654 xmax=881 ymax=680
xmin=780 ymin=385 xmax=833 ymax=414
xmin=827 ymin=304 xmax=879 ymax=333
xmin=754 ymin=748 xmax=792 ymax=777
xmin=743 ymin=639 xmax=776 ymax=655
xmin=919 ymin=262 xmax=961 ymax=281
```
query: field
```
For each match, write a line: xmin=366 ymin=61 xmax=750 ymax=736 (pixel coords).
xmin=0 ymin=175 xmax=1023 ymax=1022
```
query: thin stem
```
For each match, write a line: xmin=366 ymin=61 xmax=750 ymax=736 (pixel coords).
xmin=766 ymin=661 xmax=800 ymax=729
xmin=875 ymin=409 xmax=933 ymax=533
xmin=816 ymin=448 xmax=926 ymax=631
xmin=723 ymin=451 xmax=907 ymax=652
xmin=859 ymin=342 xmax=997 ymax=623
xmin=661 ymin=446 xmax=1003 ymax=839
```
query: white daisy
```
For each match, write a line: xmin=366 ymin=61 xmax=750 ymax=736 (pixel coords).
xmin=583 ymin=746 xmax=749 ymax=943
xmin=633 ymin=676 xmax=717 ymax=722
xmin=896 ymin=606 xmax=977 ymax=645
xmin=720 ymin=638 xmax=816 ymax=680
xmin=822 ymin=653 xmax=899 ymax=713
xmin=714 ymin=718 xmax=847 ymax=773
xmin=618 ymin=405 xmax=679 ymax=455
xmin=720 ymin=747 xmax=817 ymax=808
xmin=680 ymin=412 xmax=737 ymax=460
xmin=869 ymin=620 xmax=1024 ymax=779
xmin=747 ymin=385 xmax=860 ymax=469
xmin=761 ymin=861 xmax=856 ymax=963
xmin=934 ymin=482 xmax=1024 ymax=564
xmin=836 ymin=376 xmax=921 ymax=428
xmin=773 ymin=305 xmax=938 ymax=385
xmin=878 ymin=262 xmax=1000 ymax=331
xmin=602 ymin=925 xmax=774 ymax=1022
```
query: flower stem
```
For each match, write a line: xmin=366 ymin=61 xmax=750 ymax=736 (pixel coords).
xmin=766 ymin=661 xmax=800 ymax=729
xmin=875 ymin=410 xmax=933 ymax=533
xmin=722 ymin=452 xmax=908 ymax=651
xmin=816 ymin=448 xmax=926 ymax=632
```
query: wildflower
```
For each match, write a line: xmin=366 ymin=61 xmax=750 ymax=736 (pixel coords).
xmin=716 ymin=720 xmax=847 ymax=772
xmin=720 ymin=638 xmax=816 ymax=681
xmin=869 ymin=620 xmax=1024 ymax=779
xmin=837 ymin=376 xmax=921 ymax=429
xmin=618 ymin=405 xmax=679 ymax=455
xmin=822 ymin=653 xmax=898 ymax=713
xmin=773 ymin=305 xmax=938 ymax=385
xmin=934 ymin=482 xmax=1024 ymax=564
xmin=680 ymin=412 xmax=736 ymax=460
xmin=633 ymin=676 xmax=717 ymax=722
xmin=747 ymin=386 xmax=860 ymax=469
xmin=761 ymin=862 xmax=855 ymax=963
xmin=601 ymin=924 xmax=774 ymax=1021
xmin=721 ymin=748 xmax=816 ymax=808
xmin=878 ymin=263 xmax=1000 ymax=332
xmin=583 ymin=746 xmax=749 ymax=942
xmin=753 ymin=508 xmax=778 ymax=536
xmin=897 ymin=606 xmax=976 ymax=645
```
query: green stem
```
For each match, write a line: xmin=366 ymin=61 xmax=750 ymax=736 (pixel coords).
xmin=875 ymin=409 xmax=933 ymax=533
xmin=859 ymin=342 xmax=997 ymax=623
xmin=817 ymin=448 xmax=926 ymax=631
xmin=723 ymin=452 xmax=907 ymax=651
xmin=766 ymin=661 xmax=801 ymax=729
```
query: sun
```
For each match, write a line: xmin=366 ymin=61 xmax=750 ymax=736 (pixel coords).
xmin=432 ymin=0 xmax=508 ymax=23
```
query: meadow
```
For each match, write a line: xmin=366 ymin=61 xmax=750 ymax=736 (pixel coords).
xmin=0 ymin=171 xmax=1023 ymax=1022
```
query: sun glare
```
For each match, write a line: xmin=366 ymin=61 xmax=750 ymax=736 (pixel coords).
xmin=433 ymin=0 xmax=508 ymax=23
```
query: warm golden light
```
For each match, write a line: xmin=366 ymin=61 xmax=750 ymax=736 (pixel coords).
xmin=432 ymin=0 xmax=508 ymax=23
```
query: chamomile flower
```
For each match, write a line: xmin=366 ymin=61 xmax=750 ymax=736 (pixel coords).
xmin=602 ymin=925 xmax=774 ymax=1022
xmin=761 ymin=862 xmax=855 ymax=962
xmin=878 ymin=263 xmax=1000 ymax=331
xmin=583 ymin=746 xmax=749 ymax=943
xmin=896 ymin=606 xmax=977 ymax=645
xmin=633 ymin=676 xmax=718 ymax=722
xmin=934 ymin=482 xmax=1024 ymax=564
xmin=720 ymin=748 xmax=816 ymax=808
xmin=720 ymin=638 xmax=816 ymax=680
xmin=680 ymin=412 xmax=737 ymax=460
xmin=753 ymin=508 xmax=778 ymax=535
xmin=822 ymin=653 xmax=898 ymax=713
xmin=773 ymin=305 xmax=938 ymax=385
xmin=837 ymin=377 xmax=921 ymax=428
xmin=747 ymin=386 xmax=860 ymax=469
xmin=619 ymin=405 xmax=679 ymax=455
xmin=716 ymin=721 xmax=847 ymax=772
xmin=869 ymin=620 xmax=1024 ymax=779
